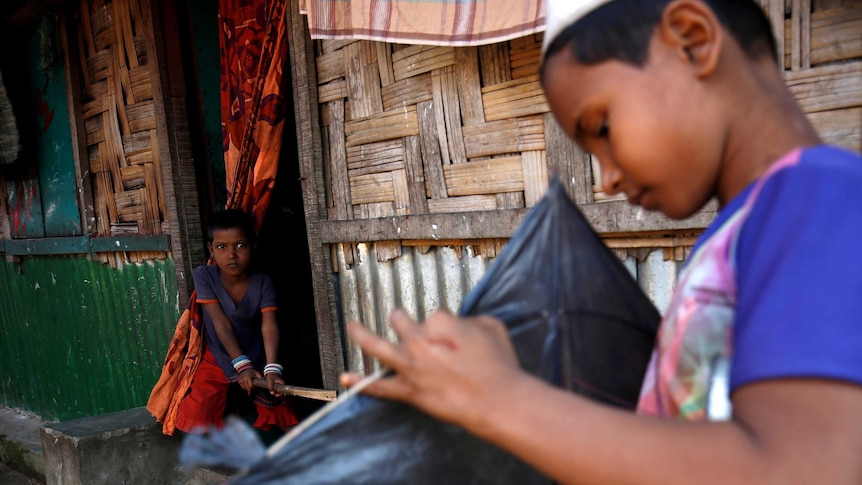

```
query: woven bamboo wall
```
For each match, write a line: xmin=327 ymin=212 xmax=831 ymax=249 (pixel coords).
xmin=317 ymin=35 xmax=551 ymax=217
xmin=770 ymin=0 xmax=862 ymax=153
xmin=75 ymin=0 xmax=168 ymax=267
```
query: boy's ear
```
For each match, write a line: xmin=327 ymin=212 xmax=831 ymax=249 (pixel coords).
xmin=659 ymin=0 xmax=722 ymax=78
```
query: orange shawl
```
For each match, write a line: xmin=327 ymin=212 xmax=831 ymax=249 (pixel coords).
xmin=146 ymin=293 xmax=203 ymax=435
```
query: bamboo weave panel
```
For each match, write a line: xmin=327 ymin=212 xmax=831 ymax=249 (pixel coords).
xmin=319 ymin=3 xmax=862 ymax=223
xmin=766 ymin=0 xmax=862 ymax=153
xmin=318 ymin=34 xmax=551 ymax=221
xmin=75 ymin=0 xmax=167 ymax=266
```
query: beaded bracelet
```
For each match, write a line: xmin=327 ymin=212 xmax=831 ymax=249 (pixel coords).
xmin=232 ymin=355 xmax=253 ymax=374
xmin=263 ymin=363 xmax=283 ymax=376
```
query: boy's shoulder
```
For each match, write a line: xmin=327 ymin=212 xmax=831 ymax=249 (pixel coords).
xmin=798 ymin=144 xmax=862 ymax=168
xmin=763 ymin=145 xmax=862 ymax=193
xmin=193 ymin=264 xmax=218 ymax=281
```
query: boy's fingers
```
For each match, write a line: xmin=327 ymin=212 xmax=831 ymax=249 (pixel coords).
xmin=340 ymin=371 xmax=411 ymax=402
xmin=388 ymin=309 xmax=423 ymax=340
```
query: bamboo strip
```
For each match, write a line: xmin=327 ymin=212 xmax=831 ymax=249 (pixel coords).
xmin=789 ymin=0 xmax=811 ymax=70
xmin=149 ymin=130 xmax=166 ymax=221
xmin=442 ymin=156 xmax=524 ymax=196
xmin=402 ymin=135 xmax=429 ymax=214
xmin=99 ymin=170 xmax=119 ymax=226
xmin=344 ymin=42 xmax=383 ymax=119
xmin=376 ymin=42 xmax=395 ymax=88
xmin=111 ymin=47 xmax=132 ymax=135
xmin=392 ymin=169 xmax=410 ymax=216
xmin=479 ymin=43 xmax=511 ymax=86
xmin=807 ymin=106 xmax=862 ymax=153
xmin=92 ymin=24 xmax=115 ymax=53
xmin=522 ymin=150 xmax=548 ymax=207
xmin=118 ymin=0 xmax=139 ymax=68
xmin=120 ymin=164 xmax=145 ymax=189
xmin=431 ymin=66 xmax=467 ymax=164
xmin=321 ymin=39 xmax=357 ymax=54
xmin=496 ymin=191 xmax=525 ymax=209
xmin=462 ymin=115 xmax=545 ymax=159
xmin=346 ymin=139 xmax=404 ymax=174
xmin=455 ymin=48 xmax=484 ymax=126
xmin=603 ymin=237 xmax=698 ymax=249
xmin=783 ymin=5 xmax=862 ymax=67
xmin=381 ymin=73 xmax=433 ymax=111
xmin=144 ymin=162 xmax=162 ymax=231
xmin=344 ymin=106 xmax=419 ymax=147
xmin=427 ymin=195 xmax=498 ymax=213
xmin=88 ymin=49 xmax=112 ymax=82
xmin=416 ymin=100 xmax=448 ymax=199
xmin=129 ymin=65 xmax=151 ymax=100
xmin=350 ymin=171 xmax=395 ymax=205
xmin=125 ymin=101 xmax=158 ymax=132
xmin=318 ymin=80 xmax=347 ymax=103
xmin=786 ymin=63 xmax=862 ymax=113
xmin=317 ymin=50 xmax=345 ymax=84
xmin=392 ymin=45 xmax=456 ymax=81
xmin=328 ymin=100 xmax=353 ymax=220
xmin=356 ymin=201 xmax=395 ymax=218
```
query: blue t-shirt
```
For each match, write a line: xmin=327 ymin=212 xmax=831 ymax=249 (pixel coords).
xmin=193 ymin=264 xmax=278 ymax=379
xmin=697 ymin=145 xmax=862 ymax=391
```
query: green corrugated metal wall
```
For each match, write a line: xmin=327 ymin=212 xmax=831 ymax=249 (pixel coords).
xmin=0 ymin=255 xmax=180 ymax=421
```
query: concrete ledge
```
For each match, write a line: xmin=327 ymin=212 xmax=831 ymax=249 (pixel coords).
xmin=0 ymin=407 xmax=48 ymax=483
xmin=39 ymin=407 xmax=228 ymax=485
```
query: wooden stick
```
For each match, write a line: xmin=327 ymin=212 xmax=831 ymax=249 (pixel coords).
xmin=252 ymin=378 xmax=338 ymax=401
xmin=265 ymin=367 xmax=389 ymax=457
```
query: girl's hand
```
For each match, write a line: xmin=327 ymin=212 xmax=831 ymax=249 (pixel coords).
xmin=340 ymin=308 xmax=525 ymax=431
xmin=266 ymin=372 xmax=285 ymax=397
xmin=238 ymin=368 xmax=261 ymax=395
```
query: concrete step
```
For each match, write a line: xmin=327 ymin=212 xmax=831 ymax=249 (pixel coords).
xmin=0 ymin=407 xmax=47 ymax=483
xmin=0 ymin=406 xmax=231 ymax=485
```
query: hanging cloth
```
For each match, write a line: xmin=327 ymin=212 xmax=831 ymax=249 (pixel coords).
xmin=298 ymin=0 xmax=546 ymax=46
xmin=146 ymin=294 xmax=204 ymax=435
xmin=221 ymin=0 xmax=289 ymax=230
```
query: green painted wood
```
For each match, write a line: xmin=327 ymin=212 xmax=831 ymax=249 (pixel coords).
xmin=5 ymin=161 xmax=46 ymax=238
xmin=4 ymin=236 xmax=89 ymax=255
xmin=28 ymin=16 xmax=81 ymax=236
xmin=2 ymin=235 xmax=170 ymax=255
xmin=88 ymin=236 xmax=171 ymax=253
xmin=0 ymin=256 xmax=180 ymax=421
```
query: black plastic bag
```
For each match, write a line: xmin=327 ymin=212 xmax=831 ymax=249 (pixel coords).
xmin=190 ymin=176 xmax=660 ymax=484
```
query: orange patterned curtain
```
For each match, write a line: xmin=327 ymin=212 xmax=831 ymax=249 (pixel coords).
xmin=219 ymin=0 xmax=289 ymax=229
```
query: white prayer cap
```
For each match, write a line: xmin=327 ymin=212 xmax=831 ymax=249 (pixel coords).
xmin=542 ymin=0 xmax=616 ymax=62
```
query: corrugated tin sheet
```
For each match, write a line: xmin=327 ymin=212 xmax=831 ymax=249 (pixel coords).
xmin=0 ymin=255 xmax=180 ymax=421
xmin=336 ymin=243 xmax=681 ymax=374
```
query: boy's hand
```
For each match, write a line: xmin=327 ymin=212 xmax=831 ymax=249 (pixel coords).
xmin=238 ymin=368 xmax=261 ymax=395
xmin=265 ymin=372 xmax=286 ymax=396
xmin=340 ymin=308 xmax=524 ymax=432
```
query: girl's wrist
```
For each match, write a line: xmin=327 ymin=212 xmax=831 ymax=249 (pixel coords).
xmin=232 ymin=355 xmax=253 ymax=374
xmin=264 ymin=363 xmax=283 ymax=377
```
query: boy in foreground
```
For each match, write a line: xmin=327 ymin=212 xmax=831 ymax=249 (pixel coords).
xmin=341 ymin=1 xmax=862 ymax=483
